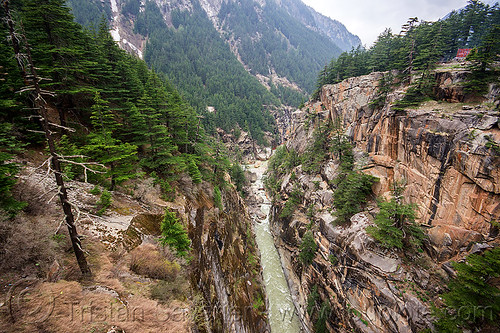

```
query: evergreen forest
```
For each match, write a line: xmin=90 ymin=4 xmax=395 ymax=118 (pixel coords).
xmin=136 ymin=0 xmax=279 ymax=144
xmin=315 ymin=0 xmax=500 ymax=98
xmin=0 ymin=0 xmax=241 ymax=216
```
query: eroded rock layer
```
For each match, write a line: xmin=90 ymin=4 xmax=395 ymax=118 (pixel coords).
xmin=270 ymin=71 xmax=499 ymax=332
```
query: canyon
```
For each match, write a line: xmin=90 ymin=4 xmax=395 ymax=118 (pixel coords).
xmin=265 ymin=67 xmax=499 ymax=332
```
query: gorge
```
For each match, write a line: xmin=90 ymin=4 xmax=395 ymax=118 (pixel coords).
xmin=0 ymin=0 xmax=499 ymax=333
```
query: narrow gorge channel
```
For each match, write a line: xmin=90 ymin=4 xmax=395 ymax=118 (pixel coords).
xmin=247 ymin=160 xmax=302 ymax=333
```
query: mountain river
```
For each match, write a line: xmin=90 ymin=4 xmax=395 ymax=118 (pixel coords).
xmin=247 ymin=160 xmax=301 ymax=333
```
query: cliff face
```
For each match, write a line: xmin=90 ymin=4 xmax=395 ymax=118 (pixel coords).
xmin=317 ymin=71 xmax=499 ymax=259
xmin=185 ymin=180 xmax=269 ymax=333
xmin=270 ymin=70 xmax=499 ymax=332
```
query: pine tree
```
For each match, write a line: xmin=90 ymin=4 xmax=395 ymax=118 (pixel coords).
xmin=0 ymin=123 xmax=26 ymax=216
xmin=187 ymin=156 xmax=202 ymax=184
xmin=160 ymin=208 xmax=191 ymax=257
xmin=19 ymin=0 xmax=93 ymax=127
xmin=434 ymin=248 xmax=500 ymax=332
xmin=366 ymin=181 xmax=425 ymax=250
xmin=299 ymin=231 xmax=318 ymax=266
xmin=464 ymin=23 xmax=500 ymax=94
xmin=82 ymin=91 xmax=137 ymax=190
xmin=3 ymin=1 xmax=91 ymax=275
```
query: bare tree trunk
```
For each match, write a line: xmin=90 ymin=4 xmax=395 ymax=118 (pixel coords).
xmin=3 ymin=0 xmax=91 ymax=277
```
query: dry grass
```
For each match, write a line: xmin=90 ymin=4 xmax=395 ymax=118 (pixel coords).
xmin=150 ymin=276 xmax=190 ymax=304
xmin=0 ymin=279 xmax=191 ymax=333
xmin=0 ymin=211 xmax=59 ymax=276
xmin=129 ymin=244 xmax=180 ymax=280
xmin=0 ymin=239 xmax=191 ymax=333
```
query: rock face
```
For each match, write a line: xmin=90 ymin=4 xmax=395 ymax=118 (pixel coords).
xmin=316 ymin=71 xmax=499 ymax=259
xmin=270 ymin=70 xmax=499 ymax=332
xmin=186 ymin=183 xmax=270 ymax=333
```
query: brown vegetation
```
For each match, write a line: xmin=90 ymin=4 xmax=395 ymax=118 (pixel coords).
xmin=129 ymin=244 xmax=180 ymax=280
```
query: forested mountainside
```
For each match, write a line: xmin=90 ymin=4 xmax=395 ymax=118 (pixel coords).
xmin=1 ymin=0 xmax=499 ymax=332
xmin=315 ymin=0 xmax=500 ymax=96
xmin=66 ymin=0 xmax=360 ymax=142
xmin=1 ymin=1 xmax=268 ymax=332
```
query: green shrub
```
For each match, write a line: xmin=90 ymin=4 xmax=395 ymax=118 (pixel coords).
xmin=279 ymin=185 xmax=303 ymax=219
xmin=150 ymin=277 xmax=189 ymax=303
xmin=485 ymin=135 xmax=500 ymax=155
xmin=307 ymin=285 xmax=319 ymax=316
xmin=90 ymin=186 xmax=101 ymax=195
xmin=213 ymin=185 xmax=222 ymax=209
xmin=263 ymin=173 xmax=282 ymax=202
xmin=329 ymin=120 xmax=377 ymax=224
xmin=330 ymin=120 xmax=354 ymax=172
xmin=433 ymin=248 xmax=500 ymax=332
xmin=267 ymin=146 xmax=300 ymax=177
xmin=96 ymin=190 xmax=112 ymax=216
xmin=333 ymin=171 xmax=377 ymax=224
xmin=160 ymin=208 xmax=191 ymax=257
xmin=315 ymin=301 xmax=331 ymax=333
xmin=0 ymin=123 xmax=26 ymax=216
xmin=299 ymin=231 xmax=317 ymax=266
xmin=229 ymin=163 xmax=246 ymax=192
xmin=393 ymin=74 xmax=435 ymax=111
xmin=302 ymin=124 xmax=331 ymax=174
xmin=366 ymin=182 xmax=424 ymax=250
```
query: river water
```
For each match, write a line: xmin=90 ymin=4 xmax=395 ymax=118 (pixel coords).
xmin=247 ymin=160 xmax=301 ymax=333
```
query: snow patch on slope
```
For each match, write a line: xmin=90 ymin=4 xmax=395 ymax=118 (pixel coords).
xmin=123 ymin=39 xmax=143 ymax=59
xmin=110 ymin=0 xmax=118 ymax=13
xmin=111 ymin=28 xmax=121 ymax=42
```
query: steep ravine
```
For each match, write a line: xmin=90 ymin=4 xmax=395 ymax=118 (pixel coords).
xmin=246 ymin=161 xmax=302 ymax=333
xmin=183 ymin=181 xmax=270 ymax=333
xmin=268 ymin=70 xmax=499 ymax=332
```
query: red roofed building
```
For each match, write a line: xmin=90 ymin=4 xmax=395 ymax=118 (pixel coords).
xmin=456 ymin=48 xmax=473 ymax=59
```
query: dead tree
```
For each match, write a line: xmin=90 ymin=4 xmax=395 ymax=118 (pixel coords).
xmin=2 ymin=0 xmax=91 ymax=277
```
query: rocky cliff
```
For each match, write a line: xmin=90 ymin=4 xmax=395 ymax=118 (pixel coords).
xmin=124 ymin=174 xmax=270 ymax=332
xmin=184 ymin=178 xmax=270 ymax=333
xmin=269 ymin=69 xmax=499 ymax=332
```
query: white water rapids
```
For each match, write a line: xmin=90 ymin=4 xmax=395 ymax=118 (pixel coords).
xmin=247 ymin=160 xmax=301 ymax=333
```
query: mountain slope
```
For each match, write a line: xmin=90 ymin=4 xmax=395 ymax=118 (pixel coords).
xmin=67 ymin=0 xmax=360 ymax=139
xmin=278 ymin=0 xmax=361 ymax=51
xmin=215 ymin=0 xmax=343 ymax=92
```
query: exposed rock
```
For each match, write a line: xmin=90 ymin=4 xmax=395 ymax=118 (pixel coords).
xmin=470 ymin=242 xmax=493 ymax=254
xmin=246 ymin=171 xmax=258 ymax=183
xmin=322 ymin=160 xmax=338 ymax=182
xmin=106 ymin=326 xmax=125 ymax=333
xmin=312 ymin=71 xmax=499 ymax=260
xmin=269 ymin=69 xmax=499 ymax=333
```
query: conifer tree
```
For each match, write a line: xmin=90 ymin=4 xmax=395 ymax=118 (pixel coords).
xmin=136 ymin=90 xmax=178 ymax=172
xmin=0 ymin=123 xmax=25 ymax=216
xmin=434 ymin=248 xmax=500 ymax=332
xmin=299 ymin=231 xmax=318 ymax=266
xmin=187 ymin=156 xmax=202 ymax=184
xmin=160 ymin=208 xmax=191 ymax=257
xmin=19 ymin=0 xmax=92 ymax=127
xmin=3 ymin=0 xmax=91 ymax=275
xmin=367 ymin=181 xmax=425 ymax=250
xmin=82 ymin=91 xmax=137 ymax=190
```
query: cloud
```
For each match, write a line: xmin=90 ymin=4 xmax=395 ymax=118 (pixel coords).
xmin=301 ymin=0 xmax=470 ymax=47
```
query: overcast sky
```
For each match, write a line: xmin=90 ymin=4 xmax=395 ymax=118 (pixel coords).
xmin=301 ymin=0 xmax=471 ymax=47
